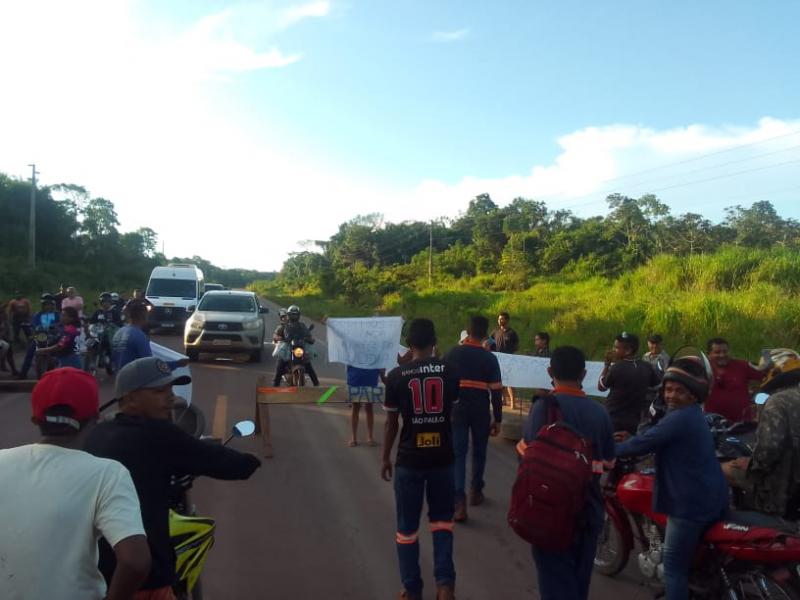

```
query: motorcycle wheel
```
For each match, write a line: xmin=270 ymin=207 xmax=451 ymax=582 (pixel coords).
xmin=730 ymin=571 xmax=800 ymax=599
xmin=292 ymin=367 xmax=306 ymax=387
xmin=84 ymin=352 xmax=98 ymax=377
xmin=594 ymin=512 xmax=629 ymax=576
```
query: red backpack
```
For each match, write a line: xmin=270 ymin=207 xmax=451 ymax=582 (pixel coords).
xmin=508 ymin=396 xmax=594 ymax=552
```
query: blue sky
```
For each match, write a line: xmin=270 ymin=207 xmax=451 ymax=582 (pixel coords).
xmin=1 ymin=1 xmax=799 ymax=269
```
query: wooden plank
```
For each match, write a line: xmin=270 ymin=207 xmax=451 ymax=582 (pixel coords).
xmin=0 ymin=379 xmax=36 ymax=392
xmin=211 ymin=395 xmax=228 ymax=441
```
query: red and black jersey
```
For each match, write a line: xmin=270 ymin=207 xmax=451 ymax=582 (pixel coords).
xmin=445 ymin=340 xmax=504 ymax=422
xmin=384 ymin=357 xmax=460 ymax=469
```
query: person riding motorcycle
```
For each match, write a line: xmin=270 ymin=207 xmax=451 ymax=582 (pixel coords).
xmin=272 ymin=305 xmax=319 ymax=386
xmin=722 ymin=348 xmax=800 ymax=519
xmin=16 ymin=294 xmax=61 ymax=380
xmin=614 ymin=353 xmax=729 ymax=600
xmin=84 ymin=357 xmax=261 ymax=597
xmin=90 ymin=293 xmax=123 ymax=328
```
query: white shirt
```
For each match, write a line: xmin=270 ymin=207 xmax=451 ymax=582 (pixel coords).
xmin=0 ymin=444 xmax=145 ymax=600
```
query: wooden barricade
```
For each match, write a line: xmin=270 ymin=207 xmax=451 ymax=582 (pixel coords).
xmin=254 ymin=376 xmax=376 ymax=458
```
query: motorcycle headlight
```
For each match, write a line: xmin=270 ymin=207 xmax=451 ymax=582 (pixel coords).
xmin=293 ymin=347 xmax=305 ymax=359
xmin=243 ymin=319 xmax=261 ymax=330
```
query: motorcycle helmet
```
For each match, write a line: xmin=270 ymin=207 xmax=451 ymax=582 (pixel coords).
xmin=99 ymin=292 xmax=112 ymax=303
xmin=111 ymin=292 xmax=120 ymax=302
xmin=40 ymin=293 xmax=55 ymax=305
xmin=287 ymin=305 xmax=301 ymax=321
xmin=758 ymin=348 xmax=800 ymax=394
xmin=662 ymin=346 xmax=713 ymax=403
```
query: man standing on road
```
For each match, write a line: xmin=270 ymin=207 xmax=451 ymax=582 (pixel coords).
xmin=0 ymin=368 xmax=151 ymax=600
xmin=382 ymin=319 xmax=460 ymax=600
xmin=491 ymin=311 xmax=519 ymax=354
xmin=85 ymin=357 xmax=261 ymax=599
xmin=347 ymin=365 xmax=385 ymax=447
xmin=111 ymin=304 xmax=188 ymax=372
xmin=9 ymin=291 xmax=32 ymax=345
xmin=61 ymin=286 xmax=85 ymax=318
xmin=519 ymin=346 xmax=615 ymax=600
xmin=598 ymin=332 xmax=660 ymax=434
xmin=16 ymin=294 xmax=60 ymax=380
xmin=445 ymin=316 xmax=503 ymax=522
xmin=704 ymin=337 xmax=764 ymax=423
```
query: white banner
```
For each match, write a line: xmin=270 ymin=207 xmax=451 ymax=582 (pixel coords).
xmin=326 ymin=317 xmax=404 ymax=371
xmin=491 ymin=352 xmax=608 ymax=397
xmin=150 ymin=342 xmax=193 ymax=405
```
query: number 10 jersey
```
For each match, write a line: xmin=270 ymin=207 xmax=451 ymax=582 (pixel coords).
xmin=384 ymin=357 xmax=460 ymax=469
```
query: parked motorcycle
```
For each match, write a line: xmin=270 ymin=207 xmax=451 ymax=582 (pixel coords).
xmin=83 ymin=315 xmax=115 ymax=377
xmin=595 ymin=456 xmax=800 ymax=598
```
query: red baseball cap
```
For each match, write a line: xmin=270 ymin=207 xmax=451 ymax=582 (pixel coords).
xmin=32 ymin=367 xmax=99 ymax=428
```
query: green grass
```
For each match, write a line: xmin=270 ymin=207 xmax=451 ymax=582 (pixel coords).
xmin=252 ymin=247 xmax=800 ymax=361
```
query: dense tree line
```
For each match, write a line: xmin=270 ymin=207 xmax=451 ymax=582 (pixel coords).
xmin=275 ymin=193 xmax=800 ymax=301
xmin=0 ymin=173 xmax=273 ymax=294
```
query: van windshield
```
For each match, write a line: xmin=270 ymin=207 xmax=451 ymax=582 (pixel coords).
xmin=146 ymin=279 xmax=197 ymax=298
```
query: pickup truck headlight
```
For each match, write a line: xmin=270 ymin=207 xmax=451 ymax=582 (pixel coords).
xmin=188 ymin=314 xmax=205 ymax=330
xmin=243 ymin=319 xmax=261 ymax=330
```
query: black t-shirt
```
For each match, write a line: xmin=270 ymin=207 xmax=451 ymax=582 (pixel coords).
xmin=384 ymin=357 xmax=460 ymax=469
xmin=602 ymin=359 xmax=660 ymax=432
xmin=84 ymin=414 xmax=260 ymax=589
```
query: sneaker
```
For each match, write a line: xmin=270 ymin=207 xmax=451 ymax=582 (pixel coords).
xmin=398 ymin=590 xmax=422 ymax=600
xmin=454 ymin=500 xmax=467 ymax=522
xmin=436 ymin=584 xmax=455 ymax=600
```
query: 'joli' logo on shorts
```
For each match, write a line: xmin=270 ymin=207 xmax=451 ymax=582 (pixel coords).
xmin=416 ymin=432 xmax=441 ymax=448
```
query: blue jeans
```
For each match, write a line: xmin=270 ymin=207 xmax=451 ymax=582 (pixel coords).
xmin=19 ymin=341 xmax=36 ymax=377
xmin=57 ymin=354 xmax=81 ymax=369
xmin=663 ymin=516 xmax=712 ymax=600
xmin=394 ymin=465 xmax=456 ymax=594
xmin=531 ymin=517 xmax=602 ymax=600
xmin=452 ymin=401 xmax=490 ymax=500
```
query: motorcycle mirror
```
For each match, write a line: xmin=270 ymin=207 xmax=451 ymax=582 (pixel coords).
xmin=232 ymin=420 xmax=256 ymax=438
xmin=308 ymin=324 xmax=315 ymax=332
xmin=754 ymin=393 xmax=769 ymax=405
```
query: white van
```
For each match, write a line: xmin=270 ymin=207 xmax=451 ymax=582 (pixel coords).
xmin=145 ymin=264 xmax=205 ymax=331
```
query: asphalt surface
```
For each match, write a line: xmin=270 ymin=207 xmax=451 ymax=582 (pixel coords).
xmin=0 ymin=302 xmax=653 ymax=599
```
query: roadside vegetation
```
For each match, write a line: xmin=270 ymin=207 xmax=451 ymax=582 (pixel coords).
xmin=252 ymin=194 xmax=800 ymax=359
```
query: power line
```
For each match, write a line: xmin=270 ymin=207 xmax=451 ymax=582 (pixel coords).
xmin=537 ymin=128 xmax=800 ymax=204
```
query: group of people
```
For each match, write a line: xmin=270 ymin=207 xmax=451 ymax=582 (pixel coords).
xmin=0 ymin=357 xmax=262 ymax=600
xmin=378 ymin=314 xmax=799 ymax=600
xmin=0 ymin=287 xmax=157 ymax=380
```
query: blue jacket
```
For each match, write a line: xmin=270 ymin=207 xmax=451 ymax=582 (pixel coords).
xmin=615 ymin=403 xmax=728 ymax=522
xmin=31 ymin=311 xmax=59 ymax=329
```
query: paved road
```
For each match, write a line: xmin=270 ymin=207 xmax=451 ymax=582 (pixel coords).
xmin=0 ymin=305 xmax=653 ymax=599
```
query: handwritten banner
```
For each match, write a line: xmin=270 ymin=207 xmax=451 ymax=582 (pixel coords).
xmin=326 ymin=317 xmax=404 ymax=371
xmin=491 ymin=352 xmax=608 ymax=397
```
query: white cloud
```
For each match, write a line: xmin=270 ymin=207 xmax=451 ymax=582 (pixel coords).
xmin=401 ymin=117 xmax=800 ymax=224
xmin=0 ymin=3 xmax=798 ymax=273
xmin=431 ymin=28 xmax=470 ymax=43
xmin=282 ymin=1 xmax=331 ymax=28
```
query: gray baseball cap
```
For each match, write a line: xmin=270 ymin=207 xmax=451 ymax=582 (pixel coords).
xmin=114 ymin=357 xmax=192 ymax=399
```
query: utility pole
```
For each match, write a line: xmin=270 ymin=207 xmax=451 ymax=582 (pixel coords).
xmin=428 ymin=221 xmax=433 ymax=285
xmin=28 ymin=164 xmax=38 ymax=268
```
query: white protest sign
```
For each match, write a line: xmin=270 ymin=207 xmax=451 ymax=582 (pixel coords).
xmin=491 ymin=352 xmax=608 ymax=397
xmin=150 ymin=342 xmax=193 ymax=405
xmin=326 ymin=317 xmax=404 ymax=371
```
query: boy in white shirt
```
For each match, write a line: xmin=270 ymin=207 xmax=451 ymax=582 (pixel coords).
xmin=0 ymin=367 xmax=150 ymax=600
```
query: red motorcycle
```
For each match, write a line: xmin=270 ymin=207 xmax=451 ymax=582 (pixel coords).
xmin=595 ymin=458 xmax=800 ymax=598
